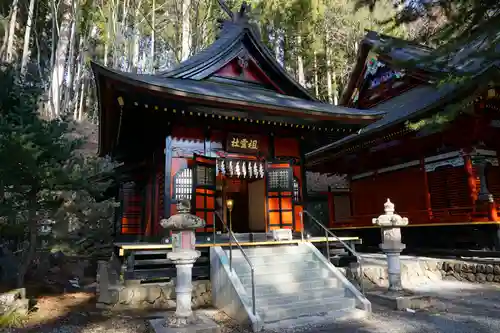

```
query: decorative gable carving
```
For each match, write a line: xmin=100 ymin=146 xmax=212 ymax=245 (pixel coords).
xmin=350 ymin=52 xmax=420 ymax=109
xmin=211 ymin=51 xmax=284 ymax=92
xmin=306 ymin=172 xmax=349 ymax=193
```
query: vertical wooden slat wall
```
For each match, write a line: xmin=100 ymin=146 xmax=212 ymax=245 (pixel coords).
xmin=121 ymin=181 xmax=143 ymax=235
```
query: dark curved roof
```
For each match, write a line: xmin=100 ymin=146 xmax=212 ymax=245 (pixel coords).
xmin=157 ymin=21 xmax=315 ymax=100
xmin=92 ymin=62 xmax=385 ymax=120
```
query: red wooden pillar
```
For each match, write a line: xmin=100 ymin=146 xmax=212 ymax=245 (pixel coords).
xmin=463 ymin=154 xmax=477 ymax=207
xmin=420 ymin=157 xmax=432 ymax=220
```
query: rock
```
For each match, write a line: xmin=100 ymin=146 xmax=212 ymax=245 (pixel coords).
xmin=487 ymin=274 xmax=494 ymax=282
xmin=471 ymin=265 xmax=477 ymax=273
xmin=444 ymin=275 xmax=457 ymax=281
xmin=452 ymin=272 xmax=463 ymax=281
xmin=461 ymin=263 xmax=469 ymax=272
xmin=486 ymin=264 xmax=494 ymax=274
xmin=454 ymin=263 xmax=462 ymax=272
xmin=494 ymin=275 xmax=500 ymax=283
xmin=443 ymin=262 xmax=452 ymax=272
xmin=467 ymin=273 xmax=476 ymax=282
xmin=476 ymin=273 xmax=486 ymax=283
xmin=494 ymin=265 xmax=500 ymax=275
xmin=478 ymin=264 xmax=486 ymax=273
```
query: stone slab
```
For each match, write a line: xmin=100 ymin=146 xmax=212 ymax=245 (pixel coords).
xmin=150 ymin=314 xmax=221 ymax=333
xmin=366 ymin=290 xmax=435 ymax=310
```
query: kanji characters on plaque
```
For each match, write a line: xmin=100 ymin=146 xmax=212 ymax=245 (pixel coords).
xmin=227 ymin=133 xmax=259 ymax=153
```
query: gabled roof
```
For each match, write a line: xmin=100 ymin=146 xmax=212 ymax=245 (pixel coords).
xmin=92 ymin=62 xmax=384 ymax=120
xmin=340 ymin=31 xmax=433 ymax=105
xmin=341 ymin=30 xmax=500 ymax=106
xmin=307 ymin=84 xmax=457 ymax=159
xmin=307 ymin=63 xmax=500 ymax=163
xmin=157 ymin=19 xmax=315 ymax=100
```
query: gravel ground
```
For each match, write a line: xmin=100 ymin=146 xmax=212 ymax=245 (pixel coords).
xmin=262 ymin=281 xmax=500 ymax=333
xmin=3 ymin=281 xmax=500 ymax=333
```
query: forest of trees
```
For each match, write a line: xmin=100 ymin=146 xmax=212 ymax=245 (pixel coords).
xmin=0 ymin=0 xmax=415 ymax=123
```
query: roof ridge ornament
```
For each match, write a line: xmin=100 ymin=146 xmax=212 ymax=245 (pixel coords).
xmin=217 ymin=0 xmax=251 ymax=24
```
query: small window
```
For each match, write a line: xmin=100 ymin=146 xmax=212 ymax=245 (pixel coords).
xmin=173 ymin=168 xmax=192 ymax=201
xmin=293 ymin=177 xmax=300 ymax=202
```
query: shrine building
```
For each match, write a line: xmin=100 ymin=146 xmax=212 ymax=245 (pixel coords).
xmin=306 ymin=30 xmax=500 ymax=250
xmin=91 ymin=6 xmax=383 ymax=242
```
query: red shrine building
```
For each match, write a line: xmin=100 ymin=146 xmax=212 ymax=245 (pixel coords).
xmin=306 ymin=31 xmax=500 ymax=250
xmin=92 ymin=7 xmax=382 ymax=242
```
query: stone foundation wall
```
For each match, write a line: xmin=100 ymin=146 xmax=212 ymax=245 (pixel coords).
xmin=441 ymin=261 xmax=500 ymax=283
xmin=97 ymin=280 xmax=212 ymax=310
xmin=96 ymin=260 xmax=211 ymax=310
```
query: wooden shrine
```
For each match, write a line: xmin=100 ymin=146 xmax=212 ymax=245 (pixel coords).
xmin=306 ymin=31 xmax=500 ymax=249
xmin=92 ymin=4 xmax=382 ymax=242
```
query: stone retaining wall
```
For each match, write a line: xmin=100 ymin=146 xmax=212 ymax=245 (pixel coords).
xmin=97 ymin=280 xmax=212 ymax=310
xmin=96 ymin=260 xmax=211 ymax=310
xmin=441 ymin=261 xmax=500 ymax=283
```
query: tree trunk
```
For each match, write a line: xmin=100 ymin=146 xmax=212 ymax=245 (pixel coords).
xmin=73 ymin=56 xmax=83 ymax=120
xmin=181 ymin=0 xmax=191 ymax=61
xmin=20 ymin=0 xmax=36 ymax=75
xmin=332 ymin=71 xmax=338 ymax=105
xmin=0 ymin=17 xmax=8 ymax=59
xmin=6 ymin=0 xmax=20 ymax=63
xmin=49 ymin=0 xmax=73 ymax=118
xmin=296 ymin=35 xmax=305 ymax=87
xmin=150 ymin=0 xmax=155 ymax=72
xmin=325 ymin=30 xmax=334 ymax=104
xmin=78 ymin=79 xmax=86 ymax=121
xmin=16 ymin=190 xmax=38 ymax=288
xmin=313 ymin=51 xmax=319 ymax=98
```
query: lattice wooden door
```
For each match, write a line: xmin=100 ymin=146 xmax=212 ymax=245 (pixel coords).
xmin=266 ymin=161 xmax=294 ymax=231
xmin=192 ymin=154 xmax=216 ymax=232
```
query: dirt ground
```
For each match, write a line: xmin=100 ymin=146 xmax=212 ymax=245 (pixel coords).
xmin=2 ymin=290 xmax=150 ymax=333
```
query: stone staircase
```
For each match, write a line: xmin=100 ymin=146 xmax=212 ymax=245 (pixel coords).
xmin=222 ymin=242 xmax=370 ymax=327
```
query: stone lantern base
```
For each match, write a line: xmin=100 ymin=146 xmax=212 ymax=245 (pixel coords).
xmin=149 ymin=313 xmax=221 ymax=333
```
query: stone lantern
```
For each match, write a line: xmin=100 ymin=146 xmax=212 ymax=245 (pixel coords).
xmin=372 ymin=199 xmax=408 ymax=292
xmin=160 ymin=199 xmax=205 ymax=327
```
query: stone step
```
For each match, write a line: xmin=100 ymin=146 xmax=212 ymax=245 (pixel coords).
xmin=255 ymin=287 xmax=346 ymax=306
xmin=257 ymin=296 xmax=356 ymax=323
xmin=226 ymin=251 xmax=315 ymax=264
xmin=242 ymin=277 xmax=343 ymax=296
xmin=236 ymin=267 xmax=334 ymax=285
xmin=231 ymin=259 xmax=320 ymax=273
xmin=224 ymin=245 xmax=309 ymax=256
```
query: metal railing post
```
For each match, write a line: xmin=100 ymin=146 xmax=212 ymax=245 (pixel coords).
xmin=251 ymin=265 xmax=256 ymax=315
xmin=300 ymin=211 xmax=304 ymax=242
xmin=229 ymin=211 xmax=233 ymax=272
xmin=214 ymin=211 xmax=256 ymax=315
xmin=326 ymin=229 xmax=330 ymax=261
xmin=212 ymin=214 xmax=216 ymax=245
xmin=302 ymin=210 xmax=365 ymax=295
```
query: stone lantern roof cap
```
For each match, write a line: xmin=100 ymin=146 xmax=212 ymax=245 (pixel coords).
xmin=160 ymin=199 xmax=206 ymax=231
